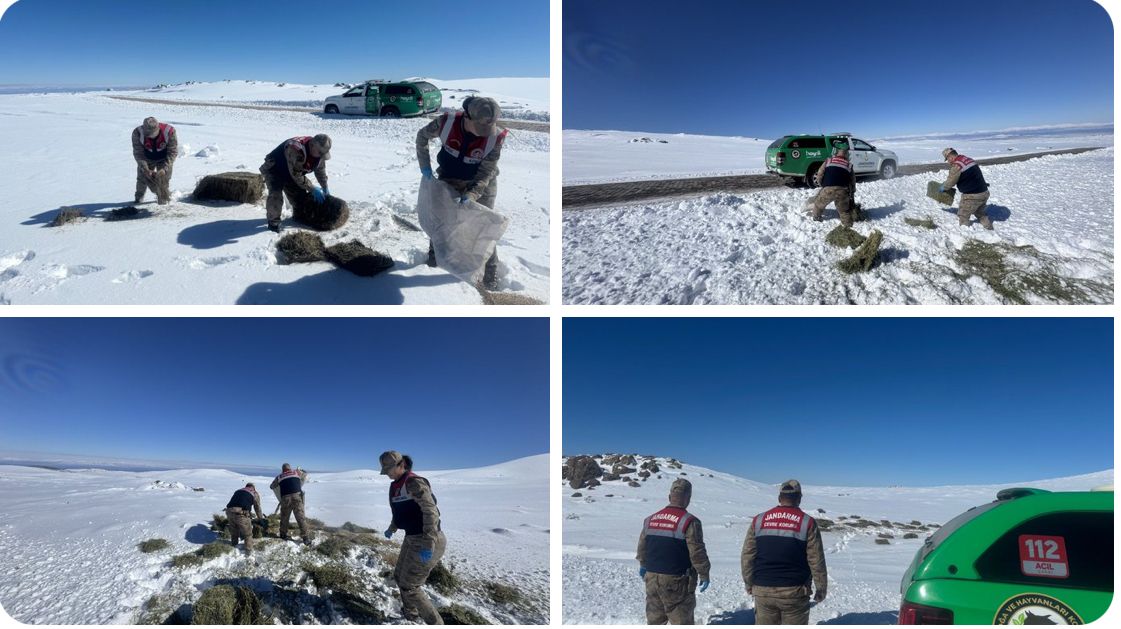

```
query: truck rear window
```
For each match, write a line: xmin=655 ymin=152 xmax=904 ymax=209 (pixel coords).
xmin=788 ymin=137 xmax=826 ymax=149
xmin=974 ymin=512 xmax=1113 ymax=591
xmin=768 ymin=137 xmax=789 ymax=149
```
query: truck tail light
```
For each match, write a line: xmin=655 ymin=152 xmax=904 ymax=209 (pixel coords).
xmin=899 ymin=601 xmax=953 ymax=624
xmin=776 ymin=152 xmax=785 ymax=165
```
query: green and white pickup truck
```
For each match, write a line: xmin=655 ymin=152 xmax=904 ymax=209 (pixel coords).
xmin=323 ymin=80 xmax=442 ymax=118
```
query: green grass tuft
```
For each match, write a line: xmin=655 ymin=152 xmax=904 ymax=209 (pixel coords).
xmin=138 ymin=538 xmax=170 ymax=553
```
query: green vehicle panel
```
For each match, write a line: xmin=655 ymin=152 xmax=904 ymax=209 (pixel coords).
xmin=899 ymin=488 xmax=1113 ymax=624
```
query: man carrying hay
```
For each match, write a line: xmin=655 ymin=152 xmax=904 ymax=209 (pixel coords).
xmin=270 ymin=463 xmax=311 ymax=544
xmin=939 ymin=148 xmax=993 ymax=230
xmin=416 ymin=96 xmax=507 ymax=290
xmin=225 ymin=483 xmax=263 ymax=555
xmin=259 ymin=134 xmax=332 ymax=233
xmin=807 ymin=143 xmax=856 ymax=227
xmin=132 ymin=116 xmax=178 ymax=205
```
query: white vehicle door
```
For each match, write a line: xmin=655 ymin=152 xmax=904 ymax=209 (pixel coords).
xmin=849 ymin=138 xmax=877 ymax=174
xmin=340 ymin=87 xmax=365 ymax=114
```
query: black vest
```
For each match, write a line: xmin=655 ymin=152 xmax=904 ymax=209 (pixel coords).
xmin=952 ymin=156 xmax=988 ymax=194
xmin=642 ymin=506 xmax=695 ymax=576
xmin=751 ymin=506 xmax=814 ymax=587
xmin=436 ymin=117 xmax=483 ymax=181
xmin=390 ymin=473 xmax=438 ymax=535
xmin=275 ymin=470 xmax=302 ymax=496
xmin=267 ymin=138 xmax=321 ymax=183
xmin=226 ymin=488 xmax=257 ymax=511
xmin=819 ymin=157 xmax=853 ymax=188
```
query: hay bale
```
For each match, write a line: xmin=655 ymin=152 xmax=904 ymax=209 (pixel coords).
xmin=193 ymin=172 xmax=264 ymax=204
xmin=276 ymin=231 xmax=327 ymax=263
xmin=904 ymin=217 xmax=937 ymax=229
xmin=874 ymin=538 xmax=891 ymax=545
xmin=439 ymin=604 xmax=488 ymax=625
xmin=51 ymin=207 xmax=83 ymax=226
xmin=291 ymin=192 xmax=349 ymax=230
xmin=190 ymin=584 xmax=264 ymax=625
xmin=903 ymin=532 xmax=920 ymax=539
xmin=837 ymin=230 xmax=883 ymax=274
xmin=138 ymin=538 xmax=170 ymax=553
xmin=106 ymin=206 xmax=152 ymax=221
xmin=926 ymin=181 xmax=956 ymax=206
xmin=325 ymin=240 xmax=394 ymax=277
xmin=825 ymin=226 xmax=866 ymax=248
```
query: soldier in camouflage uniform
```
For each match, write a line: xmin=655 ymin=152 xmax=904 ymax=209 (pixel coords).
xmin=381 ymin=451 xmax=447 ymax=625
xmin=808 ymin=144 xmax=856 ymax=227
xmin=270 ymin=463 xmax=311 ymax=544
xmin=224 ymin=482 xmax=263 ymax=554
xmin=940 ymin=148 xmax=993 ymax=230
xmin=416 ymin=96 xmax=507 ymax=290
xmin=741 ymin=480 xmax=827 ymax=625
xmin=131 ymin=116 xmax=178 ymax=205
xmin=259 ymin=134 xmax=332 ymax=232
xmin=636 ymin=479 xmax=711 ymax=624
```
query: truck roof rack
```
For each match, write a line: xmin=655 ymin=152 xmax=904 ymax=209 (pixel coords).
xmin=996 ymin=487 xmax=1051 ymax=501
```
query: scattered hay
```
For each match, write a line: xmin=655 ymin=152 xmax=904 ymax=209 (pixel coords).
xmin=815 ymin=519 xmax=835 ymax=532
xmin=484 ymin=582 xmax=524 ymax=606
xmin=315 ymin=536 xmax=355 ymax=559
xmin=51 ymin=207 xmax=84 ymax=226
xmin=837 ymin=230 xmax=883 ymax=274
xmin=303 ymin=562 xmax=353 ymax=591
xmin=333 ymin=591 xmax=386 ymax=623
xmin=426 ymin=561 xmax=460 ymax=595
xmin=904 ymin=217 xmax=936 ymax=229
xmin=391 ymin=214 xmax=422 ymax=232
xmin=903 ymin=533 xmax=920 ymax=539
xmin=481 ymin=291 xmax=545 ymax=305
xmin=954 ymin=240 xmax=1112 ymax=304
xmin=825 ymin=225 xmax=865 ymax=249
xmin=137 ymin=593 xmax=189 ymax=625
xmin=138 ymin=538 xmax=170 ymax=553
xmin=439 ymin=604 xmax=488 ymax=625
xmin=291 ymin=192 xmax=349 ymax=230
xmin=193 ymin=172 xmax=264 ymax=204
xmin=106 ymin=206 xmax=152 ymax=221
xmin=170 ymin=541 xmax=235 ymax=568
xmin=339 ymin=522 xmax=378 ymax=534
xmin=190 ymin=584 xmax=265 ymax=625
xmin=926 ymin=181 xmax=956 ymax=206
xmin=325 ymin=240 xmax=394 ymax=276
xmin=276 ymin=231 xmax=327 ymax=263
xmin=874 ymin=538 xmax=891 ymax=545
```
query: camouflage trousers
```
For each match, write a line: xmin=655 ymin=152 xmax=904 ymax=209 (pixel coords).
xmin=225 ymin=507 xmax=254 ymax=553
xmin=136 ymin=160 xmax=172 ymax=204
xmin=644 ymin=572 xmax=697 ymax=624
xmin=809 ymin=186 xmax=853 ymax=227
xmin=278 ymin=493 xmax=309 ymax=540
xmin=958 ymin=190 xmax=993 ymax=229
xmin=394 ymin=531 xmax=448 ymax=624
xmin=428 ymin=176 xmax=499 ymax=282
xmin=260 ymin=160 xmax=310 ymax=226
xmin=752 ymin=585 xmax=812 ymax=625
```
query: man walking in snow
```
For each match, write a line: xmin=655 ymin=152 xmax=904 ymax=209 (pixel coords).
xmin=270 ymin=463 xmax=311 ymax=544
xmin=741 ymin=480 xmax=828 ymax=625
xmin=636 ymin=478 xmax=711 ymax=624
xmin=415 ymin=96 xmax=507 ymax=290
xmin=225 ymin=482 xmax=263 ymax=555
xmin=808 ymin=143 xmax=856 ymax=227
xmin=131 ymin=116 xmax=178 ymax=205
xmin=381 ymin=450 xmax=447 ymax=625
xmin=938 ymin=148 xmax=993 ymax=230
xmin=259 ymin=134 xmax=332 ymax=232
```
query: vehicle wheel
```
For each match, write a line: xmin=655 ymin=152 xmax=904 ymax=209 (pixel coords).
xmin=804 ymin=163 xmax=822 ymax=188
xmin=324 ymin=105 xmax=339 ymax=114
xmin=380 ymin=107 xmax=400 ymax=118
xmin=880 ymin=160 xmax=896 ymax=179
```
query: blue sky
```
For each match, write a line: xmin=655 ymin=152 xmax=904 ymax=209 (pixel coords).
xmin=563 ymin=0 xmax=1113 ymax=137
xmin=0 ymin=0 xmax=548 ymax=86
xmin=0 ymin=318 xmax=548 ymax=471
xmin=563 ymin=318 xmax=1113 ymax=486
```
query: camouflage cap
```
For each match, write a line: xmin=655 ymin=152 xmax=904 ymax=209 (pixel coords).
xmin=779 ymin=479 xmax=802 ymax=495
xmin=312 ymin=134 xmax=332 ymax=159
xmin=669 ymin=478 xmax=692 ymax=496
xmin=379 ymin=450 xmax=403 ymax=475
xmin=466 ymin=96 xmax=501 ymax=135
xmin=142 ymin=116 xmax=160 ymax=137
xmin=942 ymin=147 xmax=956 ymax=161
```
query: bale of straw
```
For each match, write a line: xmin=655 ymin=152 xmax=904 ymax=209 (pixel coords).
xmin=926 ymin=180 xmax=956 ymax=206
xmin=106 ymin=206 xmax=152 ymax=221
xmin=904 ymin=217 xmax=937 ymax=229
xmin=193 ymin=172 xmax=265 ymax=204
xmin=50 ymin=207 xmax=84 ymax=227
xmin=276 ymin=231 xmax=327 ymax=263
xmin=825 ymin=225 xmax=866 ymax=249
xmin=291 ymin=191 xmax=349 ymax=230
xmin=837 ymin=230 xmax=883 ymax=274
xmin=325 ymin=240 xmax=393 ymax=277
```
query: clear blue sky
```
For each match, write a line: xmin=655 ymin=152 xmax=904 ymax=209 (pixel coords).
xmin=563 ymin=0 xmax=1113 ymax=137
xmin=563 ymin=318 xmax=1113 ymax=486
xmin=0 ymin=0 xmax=548 ymax=86
xmin=0 ymin=318 xmax=548 ymax=471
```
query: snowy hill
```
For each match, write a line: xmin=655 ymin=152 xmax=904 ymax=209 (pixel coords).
xmin=0 ymin=77 xmax=548 ymax=304
xmin=561 ymin=454 xmax=1112 ymax=624
xmin=0 ymin=454 xmax=548 ymax=624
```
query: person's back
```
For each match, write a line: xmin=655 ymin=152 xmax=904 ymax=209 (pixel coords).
xmin=270 ymin=463 xmax=310 ymax=543
xmin=636 ymin=479 xmax=710 ymax=624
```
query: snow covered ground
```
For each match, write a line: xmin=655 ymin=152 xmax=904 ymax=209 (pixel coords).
xmin=563 ymin=125 xmax=1111 ymax=184
xmin=561 ymin=455 xmax=1113 ymax=625
xmin=117 ymin=78 xmax=550 ymax=121
xmin=0 ymin=454 xmax=548 ymax=624
xmin=564 ymin=148 xmax=1114 ymax=304
xmin=0 ymin=78 xmax=549 ymax=304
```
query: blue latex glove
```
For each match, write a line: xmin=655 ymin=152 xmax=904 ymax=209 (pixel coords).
xmin=419 ymin=548 xmax=433 ymax=564
xmin=420 ymin=167 xmax=434 ymax=180
xmin=699 ymin=580 xmax=710 ymax=593
xmin=383 ymin=528 xmax=393 ymax=539
xmin=323 ymin=187 xmax=330 ymax=198
xmin=457 ymin=195 xmax=469 ymax=204
xmin=937 ymin=185 xmax=945 ymax=193
xmin=312 ymin=187 xmax=325 ymax=203
xmin=638 ymin=567 xmax=647 ymax=578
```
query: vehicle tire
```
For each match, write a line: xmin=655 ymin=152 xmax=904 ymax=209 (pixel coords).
xmin=380 ymin=106 xmax=400 ymax=118
xmin=804 ymin=163 xmax=822 ymax=188
xmin=880 ymin=160 xmax=896 ymax=180
xmin=324 ymin=105 xmax=339 ymax=114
